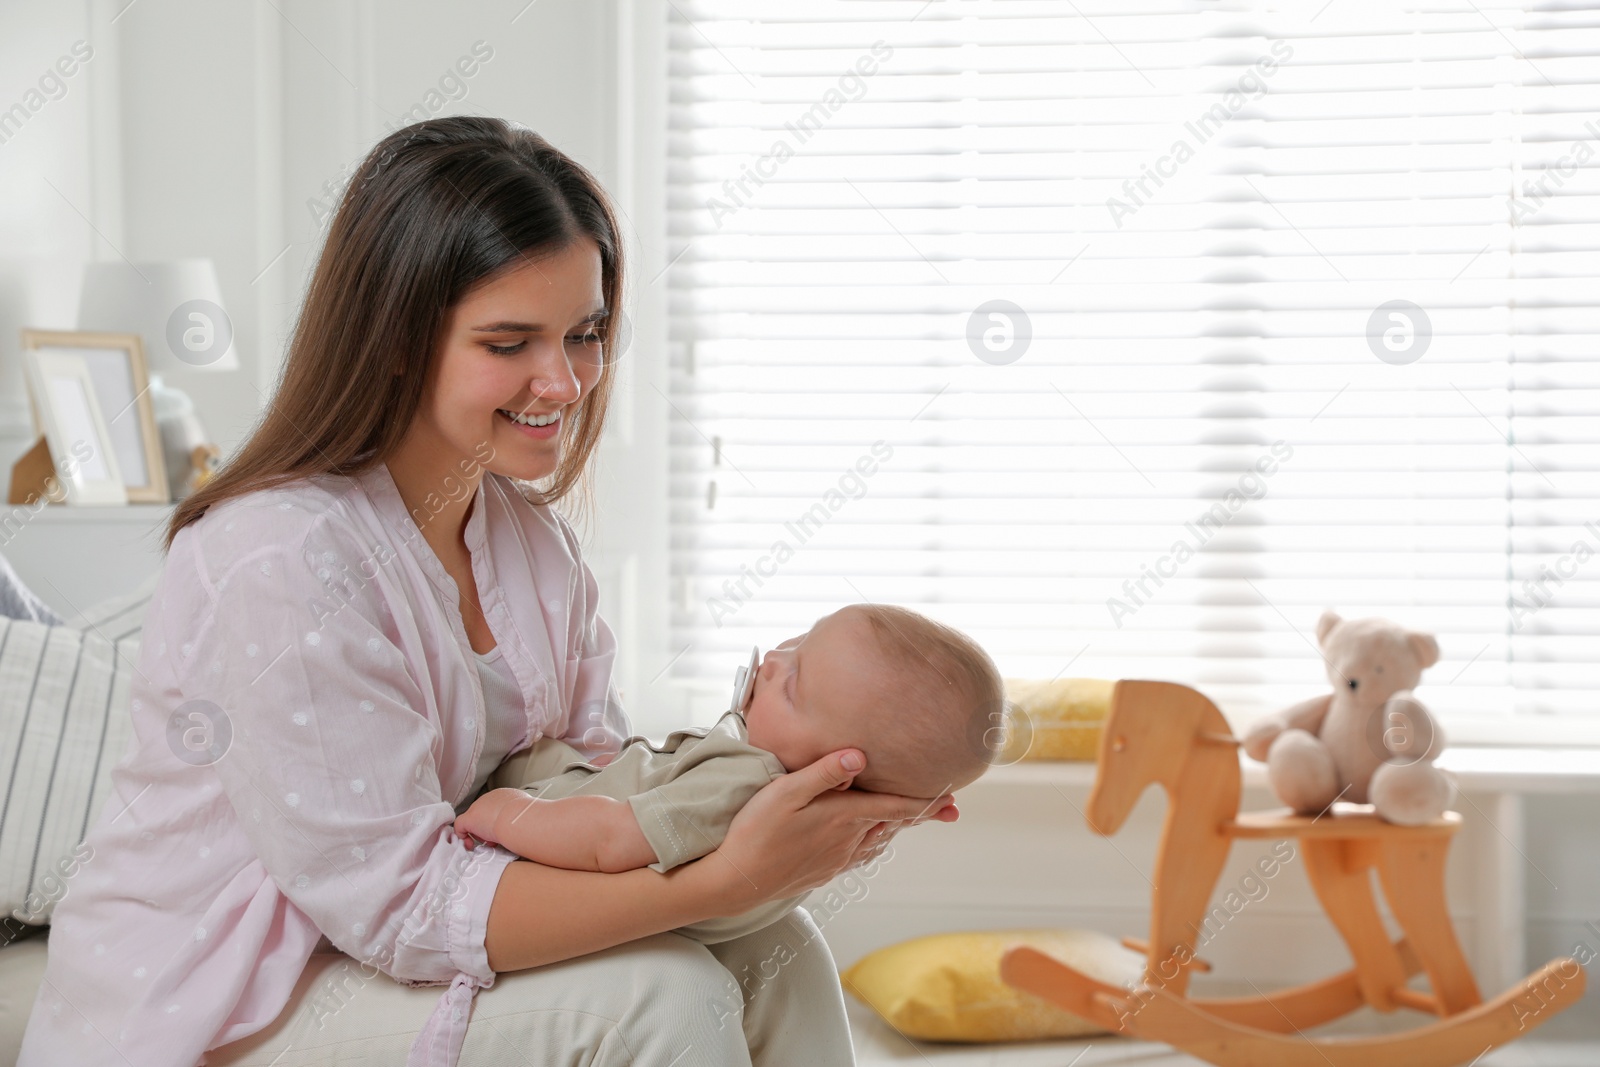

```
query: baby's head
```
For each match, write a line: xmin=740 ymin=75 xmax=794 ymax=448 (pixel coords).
xmin=740 ymin=604 xmax=1005 ymax=799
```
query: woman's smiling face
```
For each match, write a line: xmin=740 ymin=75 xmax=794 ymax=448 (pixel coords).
xmin=421 ymin=235 xmax=607 ymax=483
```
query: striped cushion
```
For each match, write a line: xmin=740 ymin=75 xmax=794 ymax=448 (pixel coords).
xmin=0 ymin=574 xmax=157 ymax=924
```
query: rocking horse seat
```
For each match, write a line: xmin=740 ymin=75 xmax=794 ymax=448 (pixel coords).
xmin=1223 ymin=807 xmax=1461 ymax=840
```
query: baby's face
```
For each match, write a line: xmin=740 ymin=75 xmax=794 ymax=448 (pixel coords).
xmin=741 ymin=606 xmax=887 ymax=774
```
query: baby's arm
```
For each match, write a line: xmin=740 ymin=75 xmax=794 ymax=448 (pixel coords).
xmin=453 ymin=787 xmax=657 ymax=873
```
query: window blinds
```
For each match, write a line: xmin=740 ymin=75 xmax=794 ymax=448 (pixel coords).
xmin=662 ymin=0 xmax=1600 ymax=741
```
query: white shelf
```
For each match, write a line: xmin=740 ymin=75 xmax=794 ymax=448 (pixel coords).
xmin=11 ymin=503 xmax=175 ymax=523
xmin=972 ymin=747 xmax=1600 ymax=795
xmin=1 ymin=503 xmax=172 ymax=618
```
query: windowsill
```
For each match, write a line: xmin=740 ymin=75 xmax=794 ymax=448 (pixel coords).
xmin=1430 ymin=746 xmax=1600 ymax=793
xmin=974 ymin=746 xmax=1600 ymax=795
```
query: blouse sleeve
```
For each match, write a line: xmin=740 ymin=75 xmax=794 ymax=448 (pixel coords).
xmin=160 ymin=504 xmax=516 ymax=986
xmin=546 ymin=511 xmax=630 ymax=765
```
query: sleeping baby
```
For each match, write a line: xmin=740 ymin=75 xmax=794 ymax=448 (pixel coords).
xmin=452 ymin=602 xmax=1005 ymax=943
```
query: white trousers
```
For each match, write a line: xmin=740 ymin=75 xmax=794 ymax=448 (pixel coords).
xmin=204 ymin=906 xmax=856 ymax=1067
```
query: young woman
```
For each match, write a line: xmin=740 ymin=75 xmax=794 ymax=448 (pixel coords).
xmin=17 ymin=117 xmax=956 ymax=1067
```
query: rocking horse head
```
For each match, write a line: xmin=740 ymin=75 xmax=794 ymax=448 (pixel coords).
xmin=1085 ymin=680 xmax=1238 ymax=836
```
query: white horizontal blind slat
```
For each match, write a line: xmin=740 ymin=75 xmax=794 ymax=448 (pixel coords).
xmin=663 ymin=0 xmax=1600 ymax=736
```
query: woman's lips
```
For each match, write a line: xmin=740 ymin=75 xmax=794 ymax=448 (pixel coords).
xmin=497 ymin=408 xmax=561 ymax=440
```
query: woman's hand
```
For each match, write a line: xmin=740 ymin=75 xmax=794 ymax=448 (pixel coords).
xmin=703 ymin=749 xmax=958 ymax=913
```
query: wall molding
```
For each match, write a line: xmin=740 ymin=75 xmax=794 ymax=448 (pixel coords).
xmin=252 ymin=0 xmax=285 ymax=397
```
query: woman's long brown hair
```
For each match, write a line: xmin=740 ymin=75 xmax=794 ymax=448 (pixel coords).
xmin=163 ymin=116 xmax=626 ymax=553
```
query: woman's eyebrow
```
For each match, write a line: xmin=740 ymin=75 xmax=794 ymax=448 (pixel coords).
xmin=471 ymin=308 xmax=608 ymax=332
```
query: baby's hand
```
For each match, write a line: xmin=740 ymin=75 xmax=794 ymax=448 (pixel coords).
xmin=453 ymin=787 xmax=525 ymax=850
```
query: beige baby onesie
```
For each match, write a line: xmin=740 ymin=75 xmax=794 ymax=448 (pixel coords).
xmin=487 ymin=710 xmax=808 ymax=943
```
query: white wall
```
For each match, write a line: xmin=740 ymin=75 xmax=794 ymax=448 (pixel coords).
xmin=1525 ymin=793 xmax=1600 ymax=1038
xmin=0 ymin=2 xmax=107 ymax=465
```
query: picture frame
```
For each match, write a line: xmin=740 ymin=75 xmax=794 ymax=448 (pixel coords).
xmin=20 ymin=329 xmax=170 ymax=505
xmin=18 ymin=345 xmax=126 ymax=506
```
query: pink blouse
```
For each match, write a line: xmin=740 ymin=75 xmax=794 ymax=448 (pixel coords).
xmin=17 ymin=462 xmax=629 ymax=1067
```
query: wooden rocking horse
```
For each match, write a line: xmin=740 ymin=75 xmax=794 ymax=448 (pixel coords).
xmin=1000 ymin=680 xmax=1587 ymax=1067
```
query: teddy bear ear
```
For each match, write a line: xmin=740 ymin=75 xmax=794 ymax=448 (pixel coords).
xmin=1315 ymin=609 xmax=1342 ymax=644
xmin=1408 ymin=631 xmax=1440 ymax=669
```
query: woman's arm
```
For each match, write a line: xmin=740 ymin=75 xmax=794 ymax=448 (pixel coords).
xmin=456 ymin=788 xmax=655 ymax=873
xmin=484 ymin=747 xmax=957 ymax=972
xmin=484 ymin=851 xmax=735 ymax=970
xmin=168 ymin=518 xmax=521 ymax=987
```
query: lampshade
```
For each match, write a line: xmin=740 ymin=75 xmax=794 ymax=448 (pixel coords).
xmin=77 ymin=258 xmax=240 ymax=373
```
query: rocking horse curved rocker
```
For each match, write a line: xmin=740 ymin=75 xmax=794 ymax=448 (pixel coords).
xmin=1000 ymin=680 xmax=1587 ymax=1067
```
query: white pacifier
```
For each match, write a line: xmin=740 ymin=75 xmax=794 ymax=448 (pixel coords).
xmin=730 ymin=645 xmax=760 ymax=713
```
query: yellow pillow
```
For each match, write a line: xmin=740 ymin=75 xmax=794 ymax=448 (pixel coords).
xmin=1001 ymin=678 xmax=1114 ymax=761
xmin=840 ymin=928 xmax=1142 ymax=1043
